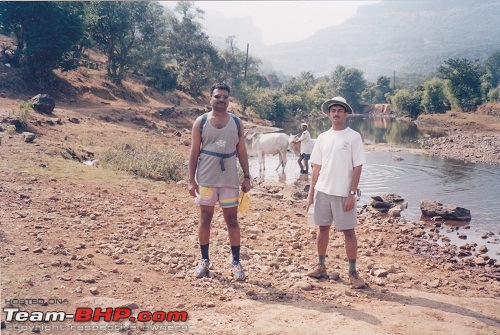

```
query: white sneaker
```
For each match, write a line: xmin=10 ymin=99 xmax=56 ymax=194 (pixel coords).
xmin=233 ymin=262 xmax=245 ymax=281
xmin=194 ymin=259 xmax=209 ymax=278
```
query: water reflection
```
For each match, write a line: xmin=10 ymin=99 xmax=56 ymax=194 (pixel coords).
xmin=277 ymin=172 xmax=287 ymax=184
xmin=276 ymin=115 xmax=447 ymax=147
xmin=434 ymin=156 xmax=475 ymax=184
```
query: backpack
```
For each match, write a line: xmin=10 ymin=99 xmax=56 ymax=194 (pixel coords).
xmin=199 ymin=112 xmax=242 ymax=138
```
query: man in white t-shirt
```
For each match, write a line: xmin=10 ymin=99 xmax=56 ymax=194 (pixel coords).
xmin=296 ymin=123 xmax=313 ymax=174
xmin=306 ymin=96 xmax=366 ymax=289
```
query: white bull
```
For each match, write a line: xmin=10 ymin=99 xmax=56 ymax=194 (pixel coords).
xmin=245 ymin=132 xmax=291 ymax=172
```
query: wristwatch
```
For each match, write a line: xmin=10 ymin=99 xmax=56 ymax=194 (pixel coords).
xmin=349 ymin=191 xmax=356 ymax=195
xmin=244 ymin=174 xmax=251 ymax=179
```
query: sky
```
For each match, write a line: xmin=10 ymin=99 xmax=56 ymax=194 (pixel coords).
xmin=164 ymin=1 xmax=379 ymax=45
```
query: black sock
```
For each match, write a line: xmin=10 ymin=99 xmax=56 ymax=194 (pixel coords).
xmin=349 ymin=259 xmax=357 ymax=275
xmin=200 ymin=244 xmax=209 ymax=261
xmin=231 ymin=245 xmax=240 ymax=264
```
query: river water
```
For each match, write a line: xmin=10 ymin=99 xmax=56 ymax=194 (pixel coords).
xmin=248 ymin=115 xmax=500 ymax=256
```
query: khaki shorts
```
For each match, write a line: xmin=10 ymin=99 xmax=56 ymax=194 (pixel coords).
xmin=300 ymin=153 xmax=311 ymax=160
xmin=313 ymin=191 xmax=358 ymax=230
xmin=195 ymin=186 xmax=239 ymax=208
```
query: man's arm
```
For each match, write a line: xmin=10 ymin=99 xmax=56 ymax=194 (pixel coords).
xmin=344 ymin=165 xmax=363 ymax=212
xmin=297 ymin=131 xmax=306 ymax=142
xmin=188 ymin=117 xmax=202 ymax=197
xmin=236 ymin=118 xmax=251 ymax=193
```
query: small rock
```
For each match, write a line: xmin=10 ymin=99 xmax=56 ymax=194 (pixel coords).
xmin=293 ymin=281 xmax=313 ymax=291
xmin=428 ymin=280 xmax=440 ymax=288
xmin=329 ymin=271 xmax=340 ymax=280
xmin=373 ymin=277 xmax=385 ymax=286
xmin=387 ymin=264 xmax=399 ymax=274
xmin=479 ymin=245 xmax=488 ymax=253
xmin=443 ymin=263 xmax=454 ymax=271
xmin=374 ymin=269 xmax=388 ymax=278
xmin=474 ymin=258 xmax=487 ymax=266
xmin=388 ymin=208 xmax=401 ymax=217
xmin=76 ymin=275 xmax=97 ymax=283
xmin=22 ymin=132 xmax=36 ymax=143
xmin=413 ymin=229 xmax=425 ymax=237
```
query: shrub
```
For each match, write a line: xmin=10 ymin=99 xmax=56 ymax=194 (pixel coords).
xmin=422 ymin=78 xmax=449 ymax=114
xmin=4 ymin=125 xmax=17 ymax=134
xmin=487 ymin=88 xmax=499 ymax=102
xmin=143 ymin=65 xmax=178 ymax=92
xmin=100 ymin=141 xmax=185 ymax=182
xmin=390 ymin=89 xmax=423 ymax=118
xmin=9 ymin=100 xmax=33 ymax=131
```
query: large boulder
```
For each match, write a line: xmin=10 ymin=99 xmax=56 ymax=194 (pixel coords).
xmin=420 ymin=200 xmax=471 ymax=221
xmin=31 ymin=94 xmax=55 ymax=114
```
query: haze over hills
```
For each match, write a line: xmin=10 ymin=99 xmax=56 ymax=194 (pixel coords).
xmin=201 ymin=0 xmax=500 ymax=81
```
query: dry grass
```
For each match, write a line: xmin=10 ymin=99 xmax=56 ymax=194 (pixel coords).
xmin=99 ymin=140 xmax=186 ymax=182
xmin=2 ymin=149 xmax=171 ymax=193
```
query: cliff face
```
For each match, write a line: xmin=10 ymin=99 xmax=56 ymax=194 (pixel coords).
xmin=256 ymin=0 xmax=500 ymax=80
xmin=361 ymin=104 xmax=392 ymax=115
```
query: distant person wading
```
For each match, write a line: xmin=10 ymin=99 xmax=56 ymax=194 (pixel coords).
xmin=294 ymin=122 xmax=313 ymax=174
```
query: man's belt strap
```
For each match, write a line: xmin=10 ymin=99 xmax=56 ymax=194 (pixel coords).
xmin=200 ymin=149 xmax=237 ymax=171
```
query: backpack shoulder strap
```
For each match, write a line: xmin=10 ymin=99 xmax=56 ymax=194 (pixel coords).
xmin=231 ymin=114 xmax=242 ymax=138
xmin=199 ymin=113 xmax=208 ymax=135
xmin=200 ymin=112 xmax=241 ymax=138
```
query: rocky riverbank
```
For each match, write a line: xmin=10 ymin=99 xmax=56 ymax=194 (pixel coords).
xmin=414 ymin=106 xmax=500 ymax=165
xmin=418 ymin=132 xmax=499 ymax=165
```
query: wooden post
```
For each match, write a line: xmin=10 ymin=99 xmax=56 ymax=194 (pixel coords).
xmin=244 ymin=43 xmax=249 ymax=80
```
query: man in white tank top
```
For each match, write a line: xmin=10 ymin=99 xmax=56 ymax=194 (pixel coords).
xmin=306 ymin=96 xmax=367 ymax=289
xmin=188 ymin=83 xmax=251 ymax=281
xmin=296 ymin=123 xmax=313 ymax=174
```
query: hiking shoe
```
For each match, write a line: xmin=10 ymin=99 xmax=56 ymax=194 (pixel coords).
xmin=307 ymin=264 xmax=327 ymax=278
xmin=194 ymin=259 xmax=210 ymax=278
xmin=233 ymin=262 xmax=246 ymax=281
xmin=349 ymin=271 xmax=366 ymax=289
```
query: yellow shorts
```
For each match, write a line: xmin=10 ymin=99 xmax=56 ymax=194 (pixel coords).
xmin=195 ymin=186 xmax=239 ymax=208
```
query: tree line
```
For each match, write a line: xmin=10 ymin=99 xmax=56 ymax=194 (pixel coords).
xmin=1 ymin=1 xmax=499 ymax=120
